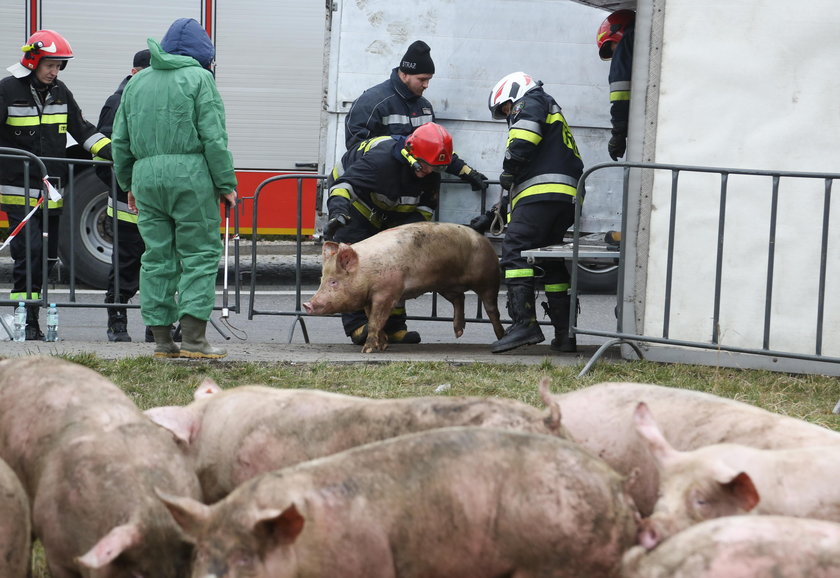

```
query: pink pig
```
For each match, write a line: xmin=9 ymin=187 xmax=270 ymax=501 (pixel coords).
xmin=159 ymin=427 xmax=639 ymax=578
xmin=303 ymin=221 xmax=504 ymax=352
xmin=622 ymin=516 xmax=840 ymax=578
xmin=0 ymin=356 xmax=202 ymax=578
xmin=548 ymin=381 xmax=840 ymax=516
xmin=0 ymin=456 xmax=30 ymax=578
xmin=633 ymin=400 xmax=840 ymax=549
xmin=146 ymin=378 xmax=565 ymax=503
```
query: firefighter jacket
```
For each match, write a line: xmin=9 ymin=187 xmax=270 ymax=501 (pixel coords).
xmin=344 ymin=68 xmax=468 ymax=177
xmin=503 ymin=86 xmax=584 ymax=213
xmin=97 ymin=75 xmax=136 ymax=223
xmin=609 ymin=24 xmax=634 ymax=138
xmin=327 ymin=135 xmax=439 ymax=229
xmin=0 ymin=74 xmax=111 ymax=209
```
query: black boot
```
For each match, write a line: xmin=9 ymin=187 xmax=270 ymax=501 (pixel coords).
xmin=542 ymin=292 xmax=577 ymax=353
xmin=25 ymin=305 xmax=44 ymax=341
xmin=105 ymin=294 xmax=131 ymax=342
xmin=491 ymin=285 xmax=544 ymax=353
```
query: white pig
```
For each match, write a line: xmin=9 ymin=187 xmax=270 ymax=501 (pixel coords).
xmin=302 ymin=221 xmax=504 ymax=352
xmin=147 ymin=378 xmax=565 ymax=502
xmin=548 ymin=381 xmax=840 ymax=515
xmin=634 ymin=400 xmax=840 ymax=548
xmin=0 ymin=456 xmax=30 ymax=578
xmin=159 ymin=427 xmax=639 ymax=578
xmin=0 ymin=356 xmax=202 ymax=578
xmin=622 ymin=516 xmax=840 ymax=578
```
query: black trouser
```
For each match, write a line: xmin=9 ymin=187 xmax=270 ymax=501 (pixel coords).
xmin=106 ymin=216 xmax=145 ymax=301
xmin=332 ymin=206 xmax=425 ymax=336
xmin=500 ymin=199 xmax=575 ymax=290
xmin=4 ymin=204 xmax=60 ymax=298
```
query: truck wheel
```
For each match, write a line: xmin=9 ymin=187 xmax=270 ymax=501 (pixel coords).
xmin=568 ymin=260 xmax=619 ymax=294
xmin=57 ymin=170 xmax=112 ymax=289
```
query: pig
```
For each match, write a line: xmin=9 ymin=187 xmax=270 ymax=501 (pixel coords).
xmin=158 ymin=426 xmax=639 ymax=578
xmin=621 ymin=516 xmax=840 ymax=578
xmin=547 ymin=381 xmax=840 ymax=516
xmin=0 ymin=456 xmax=30 ymax=578
xmin=146 ymin=377 xmax=566 ymax=503
xmin=633 ymin=400 xmax=840 ymax=548
xmin=0 ymin=356 xmax=202 ymax=578
xmin=302 ymin=221 xmax=505 ymax=352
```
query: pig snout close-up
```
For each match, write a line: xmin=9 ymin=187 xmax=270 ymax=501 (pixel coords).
xmin=303 ymin=221 xmax=504 ymax=352
xmin=622 ymin=516 xmax=840 ymax=578
xmin=158 ymin=426 xmax=639 ymax=578
xmin=146 ymin=377 xmax=567 ymax=503
xmin=632 ymin=400 xmax=840 ymax=549
xmin=0 ymin=456 xmax=30 ymax=578
xmin=0 ymin=356 xmax=202 ymax=578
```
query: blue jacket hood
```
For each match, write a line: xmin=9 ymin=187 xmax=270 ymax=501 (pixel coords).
xmin=160 ymin=18 xmax=214 ymax=69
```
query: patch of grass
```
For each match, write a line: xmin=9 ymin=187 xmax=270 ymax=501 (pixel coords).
xmin=24 ymin=354 xmax=840 ymax=576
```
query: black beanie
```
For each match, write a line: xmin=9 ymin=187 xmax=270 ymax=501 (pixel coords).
xmin=399 ymin=40 xmax=435 ymax=75
xmin=133 ymin=49 xmax=151 ymax=68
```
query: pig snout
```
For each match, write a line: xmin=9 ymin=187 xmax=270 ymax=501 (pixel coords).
xmin=637 ymin=515 xmax=678 ymax=550
xmin=303 ymin=301 xmax=314 ymax=314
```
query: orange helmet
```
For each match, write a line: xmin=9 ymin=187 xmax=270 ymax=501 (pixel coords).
xmin=8 ymin=30 xmax=74 ymax=78
xmin=405 ymin=123 xmax=453 ymax=170
xmin=596 ymin=10 xmax=635 ymax=60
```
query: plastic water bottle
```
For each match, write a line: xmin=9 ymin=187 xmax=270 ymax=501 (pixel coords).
xmin=13 ymin=302 xmax=26 ymax=342
xmin=45 ymin=303 xmax=59 ymax=342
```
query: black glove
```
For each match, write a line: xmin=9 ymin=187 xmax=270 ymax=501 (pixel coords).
xmin=462 ymin=168 xmax=489 ymax=192
xmin=499 ymin=172 xmax=515 ymax=191
xmin=323 ymin=213 xmax=349 ymax=240
xmin=468 ymin=211 xmax=493 ymax=234
xmin=608 ymin=133 xmax=626 ymax=161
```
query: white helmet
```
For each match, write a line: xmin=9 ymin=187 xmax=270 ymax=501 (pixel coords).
xmin=488 ymin=72 xmax=540 ymax=119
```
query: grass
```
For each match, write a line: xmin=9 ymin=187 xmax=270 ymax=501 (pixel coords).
xmin=23 ymin=353 xmax=840 ymax=575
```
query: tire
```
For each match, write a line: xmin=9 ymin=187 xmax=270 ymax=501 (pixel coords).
xmin=58 ymin=169 xmax=112 ymax=289
xmin=567 ymin=259 xmax=619 ymax=294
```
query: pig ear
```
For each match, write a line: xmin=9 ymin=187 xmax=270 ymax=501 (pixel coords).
xmin=336 ymin=243 xmax=359 ymax=273
xmin=323 ymin=240 xmax=340 ymax=258
xmin=144 ymin=406 xmax=200 ymax=445
xmin=76 ymin=523 xmax=142 ymax=569
xmin=537 ymin=377 xmax=563 ymax=433
xmin=156 ymin=488 xmax=211 ymax=540
xmin=633 ymin=402 xmax=679 ymax=467
xmin=717 ymin=469 xmax=761 ymax=513
xmin=252 ymin=503 xmax=306 ymax=546
xmin=194 ymin=377 xmax=222 ymax=400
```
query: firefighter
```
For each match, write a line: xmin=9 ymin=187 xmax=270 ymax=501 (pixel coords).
xmin=112 ymin=18 xmax=237 ymax=359
xmin=0 ymin=30 xmax=112 ymax=339
xmin=324 ymin=122 xmax=453 ymax=346
xmin=97 ymin=49 xmax=151 ymax=343
xmin=597 ymin=9 xmax=635 ymax=161
xmin=487 ymin=72 xmax=584 ymax=354
xmin=344 ymin=40 xmax=489 ymax=194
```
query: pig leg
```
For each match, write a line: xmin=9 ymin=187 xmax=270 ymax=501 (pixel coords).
xmin=476 ymin=286 xmax=505 ymax=339
xmin=363 ymin=294 xmax=399 ymax=352
xmin=439 ymin=291 xmax=466 ymax=337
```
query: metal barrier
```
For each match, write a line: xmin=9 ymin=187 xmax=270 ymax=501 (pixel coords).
xmin=0 ymin=149 xmax=240 ymax=338
xmin=566 ymin=161 xmax=840 ymax=376
xmin=245 ymin=173 xmax=512 ymax=344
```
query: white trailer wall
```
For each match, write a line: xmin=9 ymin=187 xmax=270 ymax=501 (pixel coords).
xmin=323 ymin=0 xmax=620 ymax=229
xmin=636 ymin=0 xmax=840 ymax=359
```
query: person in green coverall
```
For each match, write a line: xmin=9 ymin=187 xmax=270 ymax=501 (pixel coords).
xmin=112 ymin=18 xmax=237 ymax=359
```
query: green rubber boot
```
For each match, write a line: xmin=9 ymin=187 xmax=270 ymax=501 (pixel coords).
xmin=179 ymin=315 xmax=227 ymax=359
xmin=150 ymin=325 xmax=180 ymax=358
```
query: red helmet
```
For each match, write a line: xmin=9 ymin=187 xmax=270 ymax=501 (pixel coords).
xmin=405 ymin=123 xmax=453 ymax=169
xmin=596 ymin=10 xmax=635 ymax=60
xmin=8 ymin=30 xmax=74 ymax=78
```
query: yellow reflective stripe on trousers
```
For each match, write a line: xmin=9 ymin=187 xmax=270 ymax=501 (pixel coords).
xmin=544 ymin=283 xmax=570 ymax=293
xmin=505 ymin=268 xmax=534 ymax=279
xmin=510 ymin=184 xmax=577 ymax=212
xmin=10 ymin=292 xmax=40 ymax=300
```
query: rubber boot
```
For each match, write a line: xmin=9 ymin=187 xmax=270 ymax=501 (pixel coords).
xmin=25 ymin=305 xmax=44 ymax=341
xmin=542 ymin=292 xmax=577 ymax=353
xmin=179 ymin=315 xmax=227 ymax=359
xmin=150 ymin=326 xmax=180 ymax=358
xmin=105 ymin=294 xmax=131 ymax=342
xmin=350 ymin=323 xmax=421 ymax=346
xmin=490 ymin=285 xmax=544 ymax=353
xmin=146 ymin=324 xmax=180 ymax=343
